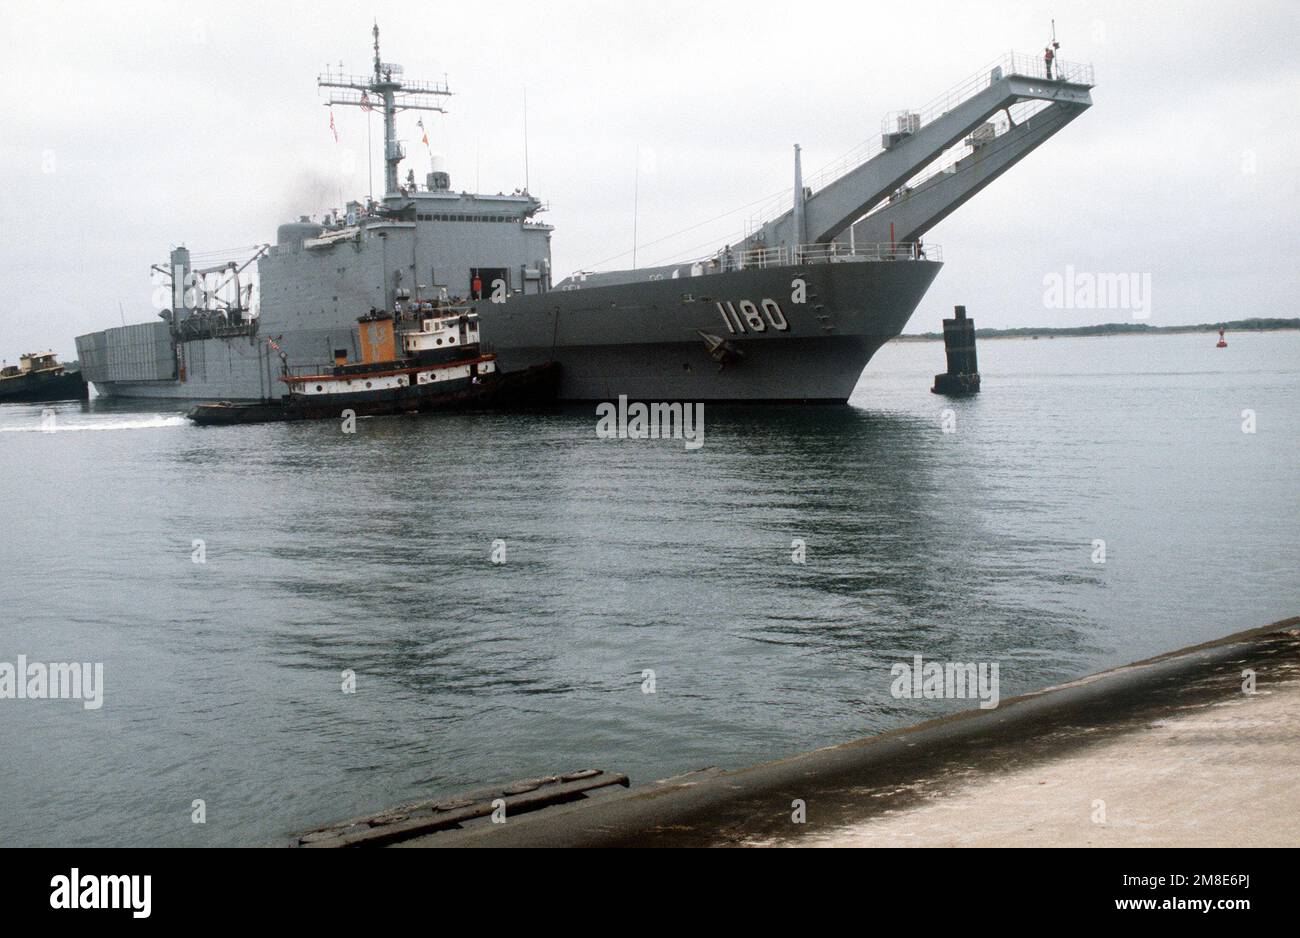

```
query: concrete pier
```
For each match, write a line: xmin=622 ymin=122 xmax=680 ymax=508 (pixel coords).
xmin=390 ymin=618 xmax=1299 ymax=848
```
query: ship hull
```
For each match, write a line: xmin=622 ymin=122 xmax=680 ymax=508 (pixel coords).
xmin=188 ymin=362 xmax=561 ymax=425
xmin=0 ymin=369 xmax=88 ymax=403
xmin=88 ymin=259 xmax=941 ymax=404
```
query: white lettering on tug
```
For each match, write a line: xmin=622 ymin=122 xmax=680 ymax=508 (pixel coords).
xmin=717 ymin=298 xmax=789 ymax=334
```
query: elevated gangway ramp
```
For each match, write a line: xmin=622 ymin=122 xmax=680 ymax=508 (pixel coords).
xmin=742 ymin=52 xmax=1094 ymax=252
xmin=848 ymin=98 xmax=1089 ymax=246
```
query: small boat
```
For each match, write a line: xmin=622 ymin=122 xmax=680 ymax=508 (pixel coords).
xmin=0 ymin=351 xmax=89 ymax=403
xmin=187 ymin=303 xmax=560 ymax=426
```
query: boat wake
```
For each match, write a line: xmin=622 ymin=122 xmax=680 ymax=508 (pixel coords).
xmin=0 ymin=415 xmax=188 ymax=434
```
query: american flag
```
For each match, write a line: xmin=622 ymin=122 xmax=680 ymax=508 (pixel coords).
xmin=328 ymin=109 xmax=338 ymax=142
xmin=360 ymin=91 xmax=372 ymax=112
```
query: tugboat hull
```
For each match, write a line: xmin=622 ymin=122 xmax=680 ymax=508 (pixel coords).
xmin=187 ymin=361 xmax=560 ymax=426
xmin=0 ymin=368 xmax=89 ymax=404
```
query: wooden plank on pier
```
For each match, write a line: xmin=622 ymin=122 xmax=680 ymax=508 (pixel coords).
xmin=290 ymin=769 xmax=629 ymax=848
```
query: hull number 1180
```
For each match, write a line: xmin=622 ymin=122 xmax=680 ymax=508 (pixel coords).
xmin=716 ymin=299 xmax=789 ymax=334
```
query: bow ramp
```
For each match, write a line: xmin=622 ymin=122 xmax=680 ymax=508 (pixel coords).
xmin=743 ymin=52 xmax=1095 ymax=252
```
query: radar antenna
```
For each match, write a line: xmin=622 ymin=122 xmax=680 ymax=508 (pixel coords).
xmin=318 ymin=23 xmax=452 ymax=197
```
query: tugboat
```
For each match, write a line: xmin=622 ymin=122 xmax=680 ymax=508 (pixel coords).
xmin=0 ymin=352 xmax=89 ymax=403
xmin=187 ymin=301 xmax=559 ymax=425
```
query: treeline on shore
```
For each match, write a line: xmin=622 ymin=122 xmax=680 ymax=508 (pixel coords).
xmin=900 ymin=317 xmax=1300 ymax=340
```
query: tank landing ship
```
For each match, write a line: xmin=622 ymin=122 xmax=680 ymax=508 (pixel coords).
xmin=76 ymin=30 xmax=1094 ymax=403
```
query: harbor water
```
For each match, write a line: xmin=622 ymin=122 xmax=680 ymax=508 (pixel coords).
xmin=1 ymin=331 xmax=1297 ymax=846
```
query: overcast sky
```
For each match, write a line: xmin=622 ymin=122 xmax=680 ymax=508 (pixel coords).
xmin=2 ymin=0 xmax=1297 ymax=359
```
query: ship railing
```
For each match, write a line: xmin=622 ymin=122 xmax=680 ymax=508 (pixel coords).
xmin=731 ymin=241 xmax=939 ymax=269
xmin=278 ymin=362 xmax=397 ymax=378
xmin=393 ymin=303 xmax=476 ymax=325
xmin=173 ymin=315 xmax=258 ymax=342
xmin=281 ymin=364 xmax=334 ymax=378
xmin=1005 ymin=51 xmax=1094 ymax=87
xmin=744 ymin=50 xmax=1094 ymax=235
xmin=399 ymin=302 xmax=476 ymax=314
xmin=880 ymin=53 xmax=1093 ymax=143
xmin=278 ymin=363 xmax=405 ymax=381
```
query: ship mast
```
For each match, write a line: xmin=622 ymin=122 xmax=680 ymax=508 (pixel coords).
xmin=318 ymin=23 xmax=452 ymax=198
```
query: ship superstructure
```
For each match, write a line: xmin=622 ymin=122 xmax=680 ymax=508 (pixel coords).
xmin=76 ymin=29 xmax=1094 ymax=404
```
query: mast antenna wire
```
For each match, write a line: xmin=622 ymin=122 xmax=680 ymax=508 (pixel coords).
xmin=576 ymin=185 xmax=789 ymax=272
xmin=523 ymin=88 xmax=531 ymax=193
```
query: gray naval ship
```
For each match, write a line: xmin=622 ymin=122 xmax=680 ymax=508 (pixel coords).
xmin=76 ymin=28 xmax=1095 ymax=403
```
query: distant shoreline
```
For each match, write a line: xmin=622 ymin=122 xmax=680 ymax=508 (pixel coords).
xmin=898 ymin=318 xmax=1300 ymax=341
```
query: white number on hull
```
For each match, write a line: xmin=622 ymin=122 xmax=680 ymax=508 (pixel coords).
xmin=761 ymin=298 xmax=789 ymax=330
xmin=716 ymin=298 xmax=789 ymax=334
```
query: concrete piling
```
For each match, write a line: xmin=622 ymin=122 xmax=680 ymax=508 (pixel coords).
xmin=931 ymin=304 xmax=981 ymax=395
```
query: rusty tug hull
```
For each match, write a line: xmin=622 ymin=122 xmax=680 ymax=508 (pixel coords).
xmin=187 ymin=361 xmax=561 ymax=426
xmin=0 ymin=352 xmax=88 ymax=404
xmin=187 ymin=306 xmax=560 ymax=426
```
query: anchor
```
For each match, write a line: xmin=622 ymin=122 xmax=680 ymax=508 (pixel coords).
xmin=697 ymin=331 xmax=744 ymax=370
